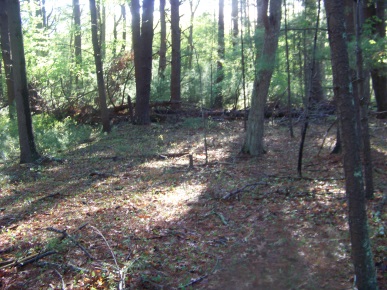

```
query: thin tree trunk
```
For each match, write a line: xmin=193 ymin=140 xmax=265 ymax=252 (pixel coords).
xmin=214 ymin=0 xmax=225 ymax=109
xmin=73 ymin=0 xmax=82 ymax=87
xmin=284 ymin=0 xmax=294 ymax=138
xmin=98 ymin=1 xmax=106 ymax=60
xmin=297 ymin=0 xmax=321 ymax=177
xmin=354 ymin=1 xmax=373 ymax=199
xmin=89 ymin=0 xmax=110 ymax=133
xmin=158 ymin=0 xmax=167 ymax=77
xmin=324 ymin=1 xmax=377 ymax=288
xmin=231 ymin=0 xmax=238 ymax=48
xmin=170 ymin=0 xmax=181 ymax=110
xmin=242 ymin=0 xmax=282 ymax=156
xmin=366 ymin=1 xmax=387 ymax=119
xmin=120 ymin=4 xmax=127 ymax=52
xmin=7 ymin=0 xmax=40 ymax=163
xmin=0 ymin=0 xmax=15 ymax=118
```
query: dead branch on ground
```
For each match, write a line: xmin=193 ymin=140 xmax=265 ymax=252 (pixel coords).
xmin=222 ymin=181 xmax=268 ymax=200
xmin=46 ymin=227 xmax=94 ymax=260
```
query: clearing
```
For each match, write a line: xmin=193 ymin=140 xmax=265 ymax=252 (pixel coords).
xmin=0 ymin=117 xmax=386 ymax=289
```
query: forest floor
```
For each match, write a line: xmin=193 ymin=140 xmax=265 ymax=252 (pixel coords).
xmin=0 ymin=116 xmax=386 ymax=290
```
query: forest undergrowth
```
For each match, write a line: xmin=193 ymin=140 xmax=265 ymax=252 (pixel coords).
xmin=0 ymin=117 xmax=386 ymax=289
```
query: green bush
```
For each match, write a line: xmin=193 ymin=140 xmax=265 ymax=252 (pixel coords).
xmin=0 ymin=109 xmax=96 ymax=161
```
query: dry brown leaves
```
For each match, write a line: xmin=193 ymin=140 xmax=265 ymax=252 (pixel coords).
xmin=0 ymin=117 xmax=386 ymax=289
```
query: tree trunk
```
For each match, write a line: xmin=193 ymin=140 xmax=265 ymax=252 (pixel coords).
xmin=366 ymin=1 xmax=387 ymax=119
xmin=158 ymin=0 xmax=167 ymax=77
xmin=97 ymin=1 xmax=106 ymax=60
xmin=324 ymin=1 xmax=377 ymax=289
xmin=131 ymin=0 xmax=154 ymax=125
xmin=354 ymin=1 xmax=373 ymax=199
xmin=7 ymin=0 xmax=40 ymax=163
xmin=89 ymin=0 xmax=110 ymax=133
xmin=242 ymin=0 xmax=282 ymax=156
xmin=170 ymin=0 xmax=181 ymax=110
xmin=284 ymin=0 xmax=294 ymax=138
xmin=120 ymin=4 xmax=127 ymax=53
xmin=73 ymin=0 xmax=82 ymax=87
xmin=213 ymin=0 xmax=225 ymax=109
xmin=0 ymin=0 xmax=16 ymax=118
xmin=231 ymin=0 xmax=238 ymax=48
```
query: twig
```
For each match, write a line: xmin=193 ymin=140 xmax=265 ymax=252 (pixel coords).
xmin=177 ymin=253 xmax=220 ymax=289
xmin=53 ymin=269 xmax=66 ymax=290
xmin=222 ymin=181 xmax=268 ymax=200
xmin=214 ymin=212 xmax=228 ymax=225
xmin=89 ymin=226 xmax=126 ymax=290
xmin=46 ymin=227 xmax=94 ymax=260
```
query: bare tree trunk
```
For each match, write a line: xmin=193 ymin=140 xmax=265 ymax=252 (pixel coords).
xmin=242 ymin=0 xmax=282 ymax=156
xmin=170 ymin=0 xmax=181 ymax=110
xmin=97 ymin=1 xmax=106 ymax=60
xmin=131 ymin=0 xmax=154 ymax=125
xmin=89 ymin=0 xmax=110 ymax=133
xmin=231 ymin=0 xmax=238 ymax=48
xmin=284 ymin=0 xmax=294 ymax=138
xmin=354 ymin=1 xmax=373 ymax=199
xmin=158 ymin=0 xmax=167 ymax=77
xmin=0 ymin=0 xmax=16 ymax=118
xmin=73 ymin=0 xmax=82 ymax=88
xmin=324 ymin=1 xmax=377 ymax=289
xmin=213 ymin=0 xmax=225 ymax=109
xmin=7 ymin=0 xmax=40 ymax=163
xmin=365 ymin=1 xmax=387 ymax=119
xmin=120 ymin=4 xmax=127 ymax=53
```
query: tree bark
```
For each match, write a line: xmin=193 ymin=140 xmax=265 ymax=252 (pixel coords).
xmin=120 ymin=4 xmax=127 ymax=53
xmin=324 ymin=1 xmax=377 ymax=289
xmin=365 ymin=1 xmax=387 ymax=119
xmin=0 ymin=0 xmax=15 ymax=118
xmin=231 ymin=0 xmax=238 ymax=48
xmin=131 ymin=0 xmax=154 ymax=125
xmin=89 ymin=0 xmax=110 ymax=132
xmin=73 ymin=0 xmax=82 ymax=87
xmin=7 ymin=0 xmax=40 ymax=163
xmin=213 ymin=0 xmax=225 ymax=109
xmin=158 ymin=0 xmax=167 ymax=77
xmin=170 ymin=0 xmax=181 ymax=110
xmin=242 ymin=0 xmax=282 ymax=156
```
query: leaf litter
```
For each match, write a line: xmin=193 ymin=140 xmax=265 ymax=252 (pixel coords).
xmin=0 ymin=118 xmax=386 ymax=289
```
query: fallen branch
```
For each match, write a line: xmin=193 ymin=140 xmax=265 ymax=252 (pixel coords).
xmin=0 ymin=250 xmax=57 ymax=269
xmin=46 ymin=227 xmax=94 ymax=260
xmin=222 ymin=181 xmax=268 ymax=200
xmin=214 ymin=212 xmax=228 ymax=225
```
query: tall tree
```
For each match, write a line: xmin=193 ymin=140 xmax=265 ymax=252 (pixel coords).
xmin=7 ymin=0 xmax=40 ymax=163
xmin=90 ymin=0 xmax=110 ymax=132
xmin=158 ymin=0 xmax=167 ymax=77
xmin=0 ymin=0 xmax=15 ymax=118
xmin=97 ymin=1 xmax=106 ymax=59
xmin=231 ymin=0 xmax=238 ymax=48
xmin=73 ymin=0 xmax=82 ymax=87
xmin=120 ymin=4 xmax=127 ymax=52
xmin=365 ymin=1 xmax=386 ymax=119
xmin=304 ymin=0 xmax=325 ymax=103
xmin=213 ymin=0 xmax=225 ymax=109
xmin=170 ymin=0 xmax=181 ymax=110
xmin=130 ymin=0 xmax=155 ymax=125
xmin=324 ymin=1 xmax=377 ymax=289
xmin=242 ymin=0 xmax=282 ymax=155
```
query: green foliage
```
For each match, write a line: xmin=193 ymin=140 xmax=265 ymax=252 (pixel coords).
xmin=0 ymin=109 xmax=95 ymax=161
